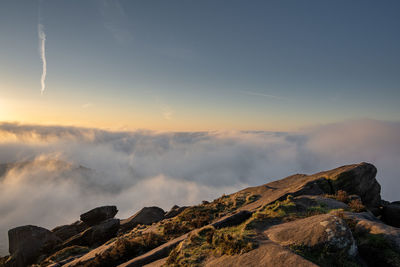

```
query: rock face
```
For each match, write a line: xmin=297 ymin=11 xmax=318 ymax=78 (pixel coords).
xmin=52 ymin=221 xmax=88 ymax=241
xmin=265 ymin=214 xmax=357 ymax=256
xmin=80 ymin=205 xmax=118 ymax=226
xmin=120 ymin=207 xmax=165 ymax=231
xmin=61 ymin=218 xmax=120 ymax=248
xmin=383 ymin=203 xmax=400 ymax=228
xmin=327 ymin=163 xmax=381 ymax=208
xmin=6 ymin=225 xmax=61 ymax=267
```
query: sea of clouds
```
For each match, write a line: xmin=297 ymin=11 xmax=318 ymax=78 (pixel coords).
xmin=0 ymin=119 xmax=399 ymax=255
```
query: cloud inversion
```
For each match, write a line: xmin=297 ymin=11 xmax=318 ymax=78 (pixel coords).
xmin=0 ymin=119 xmax=399 ymax=255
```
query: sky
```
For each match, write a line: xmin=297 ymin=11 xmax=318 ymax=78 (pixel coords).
xmin=1 ymin=0 xmax=399 ymax=131
xmin=1 ymin=1 xmax=400 ymax=255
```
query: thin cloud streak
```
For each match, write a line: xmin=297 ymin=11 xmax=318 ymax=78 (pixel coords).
xmin=38 ymin=23 xmax=47 ymax=95
xmin=239 ymin=90 xmax=288 ymax=100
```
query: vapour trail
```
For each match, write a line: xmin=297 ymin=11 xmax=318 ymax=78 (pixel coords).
xmin=38 ymin=23 xmax=47 ymax=95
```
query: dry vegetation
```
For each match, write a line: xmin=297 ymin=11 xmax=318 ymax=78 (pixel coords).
xmin=166 ymin=225 xmax=257 ymax=266
xmin=326 ymin=190 xmax=366 ymax=212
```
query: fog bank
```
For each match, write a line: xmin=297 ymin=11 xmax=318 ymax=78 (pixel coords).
xmin=0 ymin=119 xmax=399 ymax=255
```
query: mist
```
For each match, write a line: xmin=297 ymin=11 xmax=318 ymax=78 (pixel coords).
xmin=0 ymin=119 xmax=399 ymax=255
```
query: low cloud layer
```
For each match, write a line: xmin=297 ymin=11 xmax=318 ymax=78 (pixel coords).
xmin=0 ymin=119 xmax=399 ymax=254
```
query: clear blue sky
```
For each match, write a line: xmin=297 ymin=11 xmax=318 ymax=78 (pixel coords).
xmin=1 ymin=0 xmax=399 ymax=130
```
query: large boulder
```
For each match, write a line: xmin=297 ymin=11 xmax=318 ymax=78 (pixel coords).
xmin=61 ymin=218 xmax=120 ymax=248
xmin=6 ymin=225 xmax=61 ymax=267
xmin=52 ymin=221 xmax=88 ymax=241
xmin=120 ymin=207 xmax=165 ymax=232
xmin=264 ymin=214 xmax=357 ymax=256
xmin=383 ymin=203 xmax=400 ymax=228
xmin=80 ymin=206 xmax=118 ymax=226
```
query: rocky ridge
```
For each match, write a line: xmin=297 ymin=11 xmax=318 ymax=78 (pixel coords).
xmin=1 ymin=162 xmax=400 ymax=267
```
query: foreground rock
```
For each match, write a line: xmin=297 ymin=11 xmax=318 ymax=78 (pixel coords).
xmin=5 ymin=225 xmax=61 ymax=267
xmin=120 ymin=207 xmax=165 ymax=232
xmin=206 ymin=240 xmax=318 ymax=267
xmin=80 ymin=205 xmax=118 ymax=226
xmin=265 ymin=214 xmax=357 ymax=256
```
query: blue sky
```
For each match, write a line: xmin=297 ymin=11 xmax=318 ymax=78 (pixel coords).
xmin=0 ymin=0 xmax=399 ymax=130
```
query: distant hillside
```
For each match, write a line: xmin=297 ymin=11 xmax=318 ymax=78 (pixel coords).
xmin=1 ymin=163 xmax=400 ymax=267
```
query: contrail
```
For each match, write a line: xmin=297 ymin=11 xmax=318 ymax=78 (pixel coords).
xmin=38 ymin=23 xmax=47 ymax=95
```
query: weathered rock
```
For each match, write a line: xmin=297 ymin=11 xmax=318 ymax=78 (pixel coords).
xmin=239 ymin=162 xmax=381 ymax=212
xmin=52 ymin=221 xmax=88 ymax=241
xmin=120 ymin=207 xmax=165 ymax=231
xmin=80 ymin=205 xmax=118 ymax=226
xmin=264 ymin=214 xmax=357 ymax=256
xmin=327 ymin=163 xmax=381 ymax=208
xmin=383 ymin=203 xmax=400 ymax=228
xmin=212 ymin=210 xmax=253 ymax=229
xmin=165 ymin=205 xmax=187 ymax=219
xmin=341 ymin=211 xmax=400 ymax=251
xmin=6 ymin=225 xmax=61 ymax=267
xmin=205 ymin=240 xmax=318 ymax=267
xmin=339 ymin=211 xmax=400 ymax=266
xmin=61 ymin=218 xmax=120 ymax=248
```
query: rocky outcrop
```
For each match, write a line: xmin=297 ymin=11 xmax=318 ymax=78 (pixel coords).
xmin=120 ymin=207 xmax=165 ymax=231
xmin=383 ymin=202 xmax=400 ymax=228
xmin=61 ymin=218 xmax=120 ymax=248
xmin=238 ymin=162 xmax=381 ymax=212
xmin=52 ymin=221 xmax=88 ymax=241
xmin=327 ymin=163 xmax=381 ymax=208
xmin=3 ymin=162 xmax=399 ymax=267
xmin=80 ymin=206 xmax=118 ymax=226
xmin=5 ymin=225 xmax=61 ymax=267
